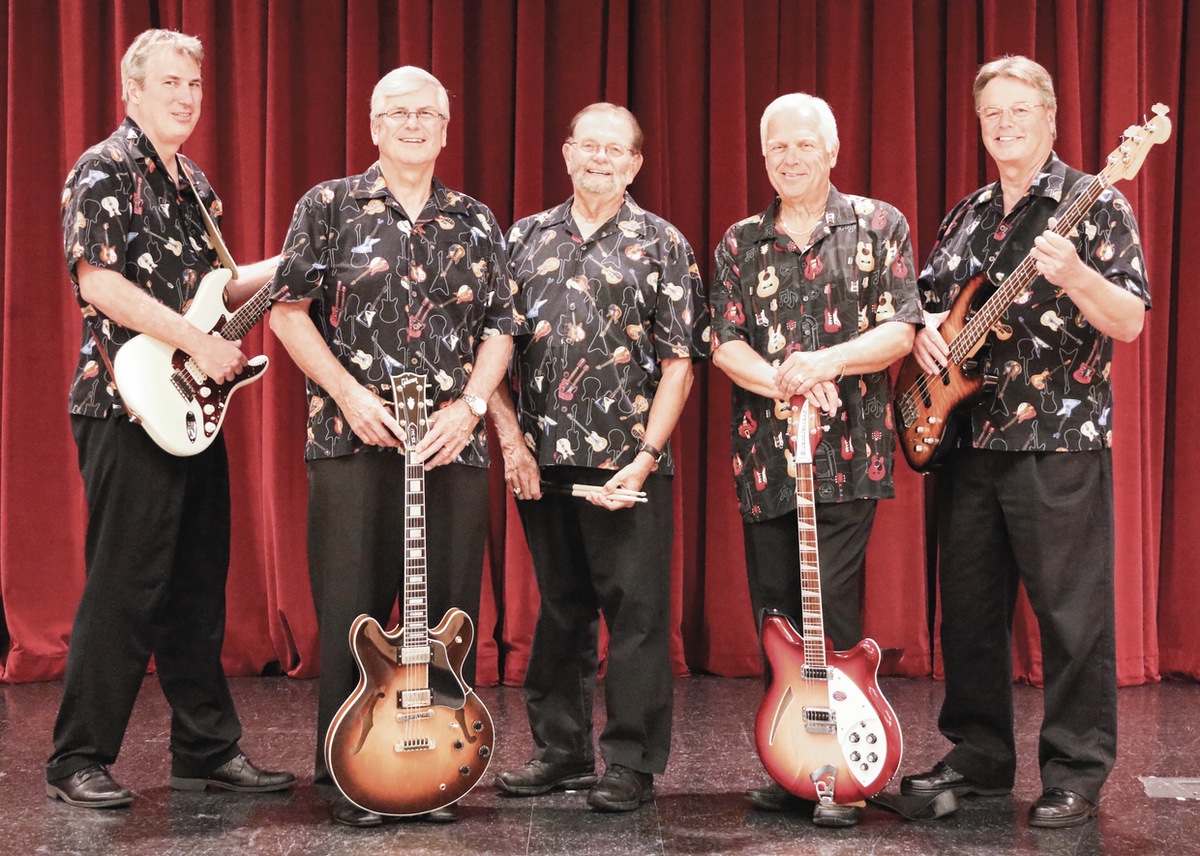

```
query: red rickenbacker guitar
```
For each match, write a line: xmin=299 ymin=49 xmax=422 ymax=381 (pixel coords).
xmin=893 ymin=104 xmax=1171 ymax=472
xmin=755 ymin=400 xmax=902 ymax=805
xmin=112 ymin=268 xmax=270 ymax=456
xmin=325 ymin=372 xmax=495 ymax=816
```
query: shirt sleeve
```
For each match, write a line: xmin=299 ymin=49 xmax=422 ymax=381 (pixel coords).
xmin=653 ymin=225 xmax=709 ymax=360
xmin=1079 ymin=186 xmax=1151 ymax=309
xmin=272 ymin=184 xmax=330 ymax=304
xmin=477 ymin=206 xmax=525 ymax=337
xmin=863 ymin=206 xmax=922 ymax=329
xmin=62 ymin=153 xmax=130 ymax=294
xmin=709 ymin=226 xmax=751 ymax=350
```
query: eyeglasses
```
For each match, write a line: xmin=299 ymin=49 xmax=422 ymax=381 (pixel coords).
xmin=567 ymin=139 xmax=637 ymax=159
xmin=977 ymin=102 xmax=1045 ymax=124
xmin=375 ymin=108 xmax=447 ymax=124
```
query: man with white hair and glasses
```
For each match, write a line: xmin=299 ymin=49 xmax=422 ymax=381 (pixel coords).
xmin=271 ymin=66 xmax=519 ymax=827
xmin=709 ymin=92 xmax=919 ymax=827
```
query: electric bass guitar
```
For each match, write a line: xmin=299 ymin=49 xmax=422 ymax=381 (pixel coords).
xmin=755 ymin=399 xmax=902 ymax=805
xmin=325 ymin=372 xmax=495 ymax=816
xmin=112 ymin=267 xmax=271 ymax=456
xmin=893 ymin=104 xmax=1171 ymax=471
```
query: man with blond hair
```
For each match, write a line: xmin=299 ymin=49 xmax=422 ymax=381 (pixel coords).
xmin=48 ymin=28 xmax=293 ymax=808
xmin=900 ymin=56 xmax=1149 ymax=828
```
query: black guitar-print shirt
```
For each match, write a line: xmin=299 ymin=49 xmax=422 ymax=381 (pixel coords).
xmin=274 ymin=166 xmax=523 ymax=463
xmin=506 ymin=195 xmax=709 ymax=475
xmin=711 ymin=188 xmax=921 ymax=523
xmin=918 ymin=154 xmax=1150 ymax=452
xmin=62 ymin=117 xmax=221 ymax=418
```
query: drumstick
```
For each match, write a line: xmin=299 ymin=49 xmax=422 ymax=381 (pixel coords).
xmin=538 ymin=483 xmax=648 ymax=503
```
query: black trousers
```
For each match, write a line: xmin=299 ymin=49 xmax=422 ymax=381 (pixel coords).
xmin=742 ymin=499 xmax=878 ymax=652
xmin=307 ymin=456 xmax=488 ymax=784
xmin=936 ymin=448 xmax=1117 ymax=803
xmin=517 ymin=467 xmax=674 ymax=775
xmin=47 ymin=416 xmax=243 ymax=782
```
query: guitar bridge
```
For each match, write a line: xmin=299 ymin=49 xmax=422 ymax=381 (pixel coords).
xmin=170 ymin=372 xmax=195 ymax=401
xmin=394 ymin=737 xmax=435 ymax=752
xmin=803 ymin=706 xmax=837 ymax=734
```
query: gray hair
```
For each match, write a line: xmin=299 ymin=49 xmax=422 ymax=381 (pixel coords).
xmin=370 ymin=66 xmax=450 ymax=119
xmin=121 ymin=29 xmax=203 ymax=105
xmin=567 ymin=103 xmax=644 ymax=153
xmin=973 ymin=55 xmax=1057 ymax=113
xmin=760 ymin=93 xmax=838 ymax=154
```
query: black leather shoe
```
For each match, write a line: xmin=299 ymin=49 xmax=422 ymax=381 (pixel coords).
xmin=1029 ymin=787 xmax=1098 ymax=828
xmin=586 ymin=765 xmax=654 ymax=812
xmin=170 ymin=753 xmax=296 ymax=792
xmin=745 ymin=781 xmax=806 ymax=812
xmin=46 ymin=765 xmax=133 ymax=808
xmin=331 ymin=795 xmax=383 ymax=828
xmin=812 ymin=801 xmax=860 ymax=828
xmin=495 ymin=759 xmax=598 ymax=796
xmin=421 ymin=804 xmax=457 ymax=823
xmin=900 ymin=761 xmax=1011 ymax=797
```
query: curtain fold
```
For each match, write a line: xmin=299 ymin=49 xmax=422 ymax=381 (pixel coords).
xmin=0 ymin=0 xmax=1192 ymax=689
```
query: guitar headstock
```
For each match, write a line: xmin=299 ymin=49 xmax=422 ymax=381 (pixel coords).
xmin=391 ymin=372 xmax=429 ymax=449
xmin=789 ymin=396 xmax=823 ymax=464
xmin=1102 ymin=103 xmax=1171 ymax=185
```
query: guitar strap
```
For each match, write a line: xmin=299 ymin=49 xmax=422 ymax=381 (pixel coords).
xmin=177 ymin=157 xmax=239 ymax=277
xmin=984 ymin=163 xmax=1088 ymax=288
xmin=89 ymin=329 xmax=140 ymax=423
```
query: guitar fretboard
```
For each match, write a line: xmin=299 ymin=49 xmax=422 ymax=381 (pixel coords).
xmin=219 ymin=281 xmax=273 ymax=342
xmin=793 ymin=409 xmax=827 ymax=670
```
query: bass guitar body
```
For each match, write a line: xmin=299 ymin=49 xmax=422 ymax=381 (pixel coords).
xmin=893 ymin=273 xmax=992 ymax=472
xmin=113 ymin=268 xmax=269 ymax=456
xmin=755 ymin=612 xmax=902 ymax=804
xmin=325 ymin=610 xmax=495 ymax=816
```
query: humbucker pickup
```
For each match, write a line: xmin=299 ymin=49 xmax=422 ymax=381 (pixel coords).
xmin=804 ymin=706 xmax=837 ymax=734
xmin=400 ymin=646 xmax=431 ymax=665
xmin=400 ymin=689 xmax=432 ymax=708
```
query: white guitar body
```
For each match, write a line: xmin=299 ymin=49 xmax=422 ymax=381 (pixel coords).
xmin=113 ymin=268 xmax=270 ymax=456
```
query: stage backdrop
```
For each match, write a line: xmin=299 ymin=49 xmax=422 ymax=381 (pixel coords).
xmin=1 ymin=0 xmax=1195 ymax=688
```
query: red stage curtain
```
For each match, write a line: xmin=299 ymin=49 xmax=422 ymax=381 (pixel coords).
xmin=1 ymin=1 xmax=1193 ymax=689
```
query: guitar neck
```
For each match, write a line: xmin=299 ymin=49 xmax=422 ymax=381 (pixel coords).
xmin=795 ymin=458 xmax=826 ymax=668
xmin=403 ymin=448 xmax=429 ymax=647
xmin=947 ymin=174 xmax=1108 ymax=365
xmin=219 ymin=280 xmax=273 ymax=342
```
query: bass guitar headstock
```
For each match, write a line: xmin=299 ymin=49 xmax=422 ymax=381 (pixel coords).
xmin=788 ymin=395 xmax=823 ymax=464
xmin=1102 ymin=103 xmax=1171 ymax=185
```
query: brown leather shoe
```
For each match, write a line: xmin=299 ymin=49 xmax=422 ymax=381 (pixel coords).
xmin=495 ymin=758 xmax=598 ymax=796
xmin=331 ymin=795 xmax=383 ymax=828
xmin=46 ymin=765 xmax=133 ymax=808
xmin=900 ymin=761 xmax=1011 ymax=797
xmin=1028 ymin=787 xmax=1098 ymax=828
xmin=170 ymin=752 xmax=296 ymax=792
xmin=586 ymin=765 xmax=654 ymax=812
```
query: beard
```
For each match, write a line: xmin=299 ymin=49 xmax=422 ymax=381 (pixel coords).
xmin=571 ymin=162 xmax=621 ymax=195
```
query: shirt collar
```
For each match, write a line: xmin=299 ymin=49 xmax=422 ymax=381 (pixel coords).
xmin=350 ymin=166 xmax=469 ymax=217
xmin=545 ymin=193 xmax=646 ymax=240
xmin=119 ymin=117 xmax=179 ymax=184
xmin=752 ymin=184 xmax=855 ymax=243
xmin=974 ymin=152 xmax=1068 ymax=209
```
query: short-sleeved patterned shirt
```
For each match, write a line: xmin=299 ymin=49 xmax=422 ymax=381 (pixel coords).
xmin=918 ymin=153 xmax=1150 ymax=452
xmin=711 ymin=187 xmax=921 ymax=522
xmin=506 ymin=195 xmax=709 ymax=474
xmin=273 ymin=166 xmax=522 ymax=463
xmin=62 ymin=117 xmax=222 ymax=417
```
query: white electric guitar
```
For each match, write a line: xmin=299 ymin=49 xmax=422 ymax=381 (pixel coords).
xmin=112 ymin=268 xmax=271 ymax=456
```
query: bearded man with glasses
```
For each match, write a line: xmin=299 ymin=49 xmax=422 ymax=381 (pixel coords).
xmin=490 ymin=103 xmax=709 ymax=812
xmin=899 ymin=55 xmax=1150 ymax=829
xmin=270 ymin=66 xmax=519 ymax=827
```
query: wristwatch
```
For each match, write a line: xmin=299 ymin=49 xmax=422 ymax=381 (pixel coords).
xmin=460 ymin=392 xmax=487 ymax=418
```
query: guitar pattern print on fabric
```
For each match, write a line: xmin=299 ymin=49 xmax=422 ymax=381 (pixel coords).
xmin=273 ymin=165 xmax=523 ymax=464
xmin=917 ymin=153 xmax=1150 ymax=452
xmin=710 ymin=188 xmax=921 ymax=522
xmin=505 ymin=194 xmax=710 ymax=474
xmin=62 ymin=117 xmax=221 ymax=417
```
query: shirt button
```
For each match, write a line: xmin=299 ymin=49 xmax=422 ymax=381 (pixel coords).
xmin=410 ymin=358 xmax=418 ymax=365
xmin=568 ymin=302 xmax=576 ymax=311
